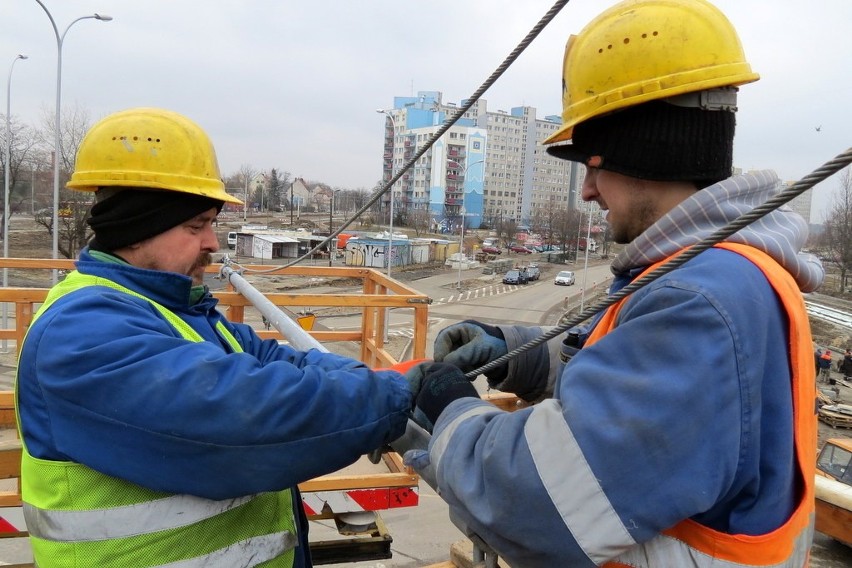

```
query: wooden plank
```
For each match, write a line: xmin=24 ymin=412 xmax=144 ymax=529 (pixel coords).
xmin=0 ymin=392 xmax=18 ymax=429
xmin=482 ymin=392 xmax=526 ymax=412
xmin=0 ymin=439 xmax=22 ymax=480
xmin=0 ymin=492 xmax=22 ymax=507
xmin=818 ymin=408 xmax=852 ymax=428
xmin=299 ymin=472 xmax=417 ymax=492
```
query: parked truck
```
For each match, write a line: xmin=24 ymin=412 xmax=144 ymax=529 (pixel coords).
xmin=815 ymin=438 xmax=852 ymax=547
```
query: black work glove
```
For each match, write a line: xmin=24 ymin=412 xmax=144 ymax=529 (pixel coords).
xmin=411 ymin=362 xmax=478 ymax=433
xmin=433 ymin=320 xmax=509 ymax=384
xmin=403 ymin=362 xmax=427 ymax=400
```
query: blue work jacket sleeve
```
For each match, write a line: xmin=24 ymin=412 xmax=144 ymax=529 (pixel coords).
xmin=420 ymin=252 xmax=791 ymax=566
xmin=18 ymin=288 xmax=413 ymax=500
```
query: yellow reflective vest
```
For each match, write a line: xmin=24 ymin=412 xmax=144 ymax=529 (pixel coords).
xmin=17 ymin=271 xmax=298 ymax=567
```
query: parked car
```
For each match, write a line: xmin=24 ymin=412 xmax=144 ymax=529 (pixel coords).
xmin=554 ymin=270 xmax=575 ymax=286
xmin=535 ymin=244 xmax=561 ymax=253
xmin=524 ymin=265 xmax=541 ymax=281
xmin=503 ymin=269 xmax=529 ymax=285
xmin=481 ymin=245 xmax=502 ymax=255
xmin=509 ymin=244 xmax=534 ymax=254
xmin=227 ymin=232 xmax=237 ymax=249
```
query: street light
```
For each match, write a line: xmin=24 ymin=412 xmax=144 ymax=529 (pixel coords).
xmin=456 ymin=159 xmax=484 ymax=289
xmin=4 ymin=54 xmax=28 ymax=352
xmin=4 ymin=54 xmax=27 ymax=262
xmin=34 ymin=1 xmax=112 ymax=283
xmin=375 ymin=109 xmax=396 ymax=279
xmin=579 ymin=209 xmax=593 ymax=311
xmin=328 ymin=189 xmax=340 ymax=267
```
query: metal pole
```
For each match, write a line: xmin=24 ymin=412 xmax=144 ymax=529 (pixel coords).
xmin=4 ymin=54 xmax=27 ymax=352
xmin=456 ymin=159 xmax=483 ymax=289
xmin=575 ymin=207 xmax=584 ymax=265
xmin=457 ymin=206 xmax=464 ymax=289
xmin=580 ymin=212 xmax=593 ymax=311
xmin=377 ymin=110 xmax=397 ymax=342
xmin=328 ymin=192 xmax=333 ymax=267
xmin=243 ymin=175 xmax=248 ymax=222
xmin=376 ymin=109 xmax=397 ymax=279
xmin=33 ymin=1 xmax=112 ymax=284
xmin=220 ymin=262 xmax=327 ymax=353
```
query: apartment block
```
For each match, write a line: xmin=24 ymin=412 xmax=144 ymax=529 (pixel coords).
xmin=378 ymin=90 xmax=585 ymax=232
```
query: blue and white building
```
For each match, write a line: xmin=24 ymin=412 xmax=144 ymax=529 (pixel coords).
xmin=378 ymin=91 xmax=584 ymax=231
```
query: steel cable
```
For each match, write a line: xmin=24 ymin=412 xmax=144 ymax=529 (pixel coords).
xmin=239 ymin=0 xmax=572 ymax=275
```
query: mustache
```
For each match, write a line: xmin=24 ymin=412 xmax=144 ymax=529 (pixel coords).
xmin=195 ymin=253 xmax=213 ymax=269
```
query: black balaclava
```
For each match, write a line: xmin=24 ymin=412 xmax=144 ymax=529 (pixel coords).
xmin=87 ymin=188 xmax=224 ymax=252
xmin=546 ymin=99 xmax=736 ymax=188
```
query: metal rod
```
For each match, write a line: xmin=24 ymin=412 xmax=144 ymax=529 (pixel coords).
xmin=219 ymin=262 xmax=327 ymax=353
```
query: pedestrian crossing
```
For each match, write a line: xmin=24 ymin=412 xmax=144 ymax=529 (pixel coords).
xmin=431 ymin=281 xmax=528 ymax=306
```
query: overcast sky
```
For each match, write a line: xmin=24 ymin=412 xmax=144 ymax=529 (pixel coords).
xmin=2 ymin=1 xmax=850 ymax=223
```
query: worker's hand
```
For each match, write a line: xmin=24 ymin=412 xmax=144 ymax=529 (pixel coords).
xmin=411 ymin=362 xmax=479 ymax=433
xmin=433 ymin=321 xmax=509 ymax=379
xmin=403 ymin=363 xmax=428 ymax=402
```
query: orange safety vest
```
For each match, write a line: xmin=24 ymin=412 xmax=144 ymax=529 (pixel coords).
xmin=587 ymin=243 xmax=815 ymax=568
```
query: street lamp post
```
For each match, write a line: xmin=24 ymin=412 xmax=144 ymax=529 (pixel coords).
xmin=242 ymin=175 xmax=248 ymax=222
xmin=34 ymin=1 xmax=112 ymax=284
xmin=456 ymin=158 xmax=484 ymax=289
xmin=4 ymin=54 xmax=28 ymax=352
xmin=375 ymin=109 xmax=397 ymax=279
xmin=376 ymin=109 xmax=399 ymax=342
xmin=328 ymin=190 xmax=340 ymax=267
xmin=579 ymin=210 xmax=593 ymax=311
xmin=457 ymin=205 xmax=466 ymax=290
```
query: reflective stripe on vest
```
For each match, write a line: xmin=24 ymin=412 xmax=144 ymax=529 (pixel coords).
xmin=18 ymin=271 xmax=298 ymax=567
xmin=587 ymin=244 xmax=815 ymax=568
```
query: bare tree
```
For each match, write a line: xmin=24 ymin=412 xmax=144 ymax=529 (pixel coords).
xmin=408 ymin=207 xmax=432 ymax=237
xmin=496 ymin=217 xmax=518 ymax=248
xmin=821 ymin=167 xmax=852 ymax=292
xmin=237 ymin=164 xmax=257 ymax=207
xmin=34 ymin=104 xmax=93 ymax=258
xmin=0 ymin=116 xmax=39 ymax=237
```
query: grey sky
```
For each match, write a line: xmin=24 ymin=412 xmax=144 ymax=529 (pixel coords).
xmin=3 ymin=1 xmax=850 ymax=223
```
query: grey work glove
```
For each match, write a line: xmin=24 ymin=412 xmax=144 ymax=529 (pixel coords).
xmin=433 ymin=320 xmax=509 ymax=383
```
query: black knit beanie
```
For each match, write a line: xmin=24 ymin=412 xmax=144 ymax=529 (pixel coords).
xmin=546 ymin=100 xmax=736 ymax=188
xmin=87 ymin=189 xmax=224 ymax=251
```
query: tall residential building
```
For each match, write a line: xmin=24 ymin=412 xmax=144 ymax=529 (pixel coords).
xmin=783 ymin=180 xmax=814 ymax=225
xmin=378 ymin=91 xmax=585 ymax=232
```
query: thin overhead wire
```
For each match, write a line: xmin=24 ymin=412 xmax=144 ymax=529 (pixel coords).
xmin=465 ymin=147 xmax=852 ymax=380
xmin=239 ymin=0 xmax=572 ymax=275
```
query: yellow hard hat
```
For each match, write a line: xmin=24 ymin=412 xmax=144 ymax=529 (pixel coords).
xmin=67 ymin=107 xmax=243 ymax=205
xmin=543 ymin=0 xmax=759 ymax=145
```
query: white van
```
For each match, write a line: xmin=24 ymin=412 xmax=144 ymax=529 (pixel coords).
xmin=227 ymin=232 xmax=237 ymax=249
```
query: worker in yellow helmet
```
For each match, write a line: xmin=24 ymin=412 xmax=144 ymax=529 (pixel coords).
xmin=401 ymin=1 xmax=821 ymax=565
xmin=15 ymin=108 xmax=415 ymax=567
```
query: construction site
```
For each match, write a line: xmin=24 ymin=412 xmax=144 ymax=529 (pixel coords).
xmin=0 ymin=213 xmax=845 ymax=566
xmin=2 ymin=1 xmax=852 ymax=566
